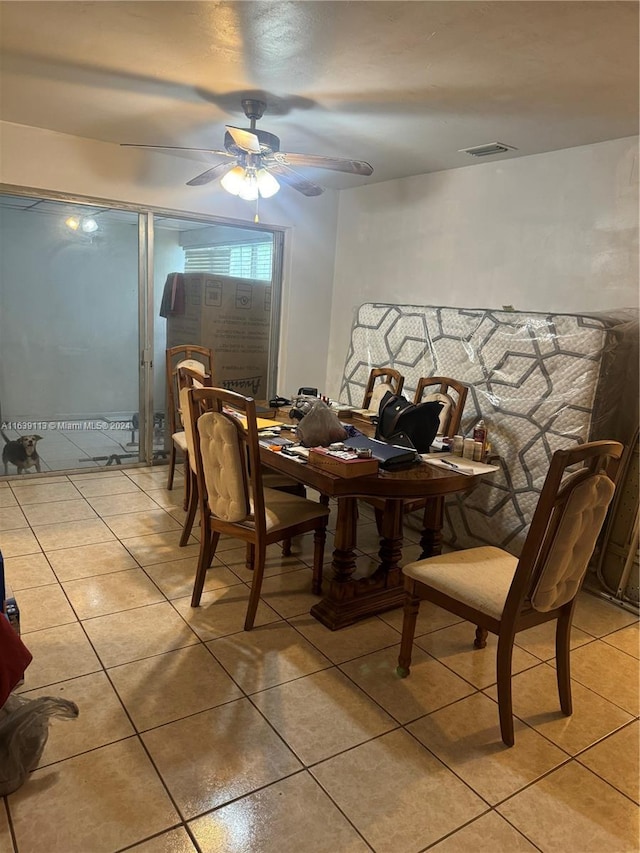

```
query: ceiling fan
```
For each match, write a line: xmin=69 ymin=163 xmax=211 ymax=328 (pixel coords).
xmin=121 ymin=98 xmax=373 ymax=200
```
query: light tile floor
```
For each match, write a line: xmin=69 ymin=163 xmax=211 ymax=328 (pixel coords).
xmin=0 ymin=468 xmax=638 ymax=853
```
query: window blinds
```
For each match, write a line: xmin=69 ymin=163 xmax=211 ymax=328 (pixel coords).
xmin=184 ymin=242 xmax=273 ymax=281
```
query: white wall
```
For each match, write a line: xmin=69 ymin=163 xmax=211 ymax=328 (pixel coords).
xmin=326 ymin=137 xmax=639 ymax=395
xmin=0 ymin=120 xmax=340 ymax=398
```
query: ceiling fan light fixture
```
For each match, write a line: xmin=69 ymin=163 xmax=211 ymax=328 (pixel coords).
xmin=237 ymin=171 xmax=260 ymax=201
xmin=221 ymin=164 xmax=280 ymax=201
xmin=256 ymin=168 xmax=280 ymax=198
xmin=220 ymin=165 xmax=246 ymax=196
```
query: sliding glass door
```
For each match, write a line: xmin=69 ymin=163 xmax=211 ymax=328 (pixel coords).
xmin=152 ymin=216 xmax=283 ymax=414
xmin=0 ymin=192 xmax=285 ymax=478
xmin=0 ymin=195 xmax=144 ymax=474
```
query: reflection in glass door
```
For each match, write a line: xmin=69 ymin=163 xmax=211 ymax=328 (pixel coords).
xmin=0 ymin=195 xmax=145 ymax=474
xmin=0 ymin=194 xmax=285 ymax=479
xmin=152 ymin=216 xmax=284 ymax=454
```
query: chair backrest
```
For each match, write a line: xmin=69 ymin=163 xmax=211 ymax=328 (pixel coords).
xmin=165 ymin=345 xmax=214 ymax=435
xmin=186 ymin=387 xmax=266 ymax=533
xmin=413 ymin=377 xmax=468 ymax=437
xmin=178 ymin=366 xmax=212 ymax=473
xmin=504 ymin=441 xmax=623 ymax=619
xmin=362 ymin=368 xmax=405 ymax=411
xmin=178 ymin=364 xmax=211 ymax=392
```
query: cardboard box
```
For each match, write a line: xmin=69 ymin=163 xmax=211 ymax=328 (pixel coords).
xmin=308 ymin=448 xmax=379 ymax=478
xmin=165 ymin=273 xmax=272 ymax=400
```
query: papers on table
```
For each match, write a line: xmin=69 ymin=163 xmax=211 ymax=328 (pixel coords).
xmin=256 ymin=417 xmax=284 ymax=431
xmin=225 ymin=410 xmax=283 ymax=432
xmin=422 ymin=453 xmax=500 ymax=476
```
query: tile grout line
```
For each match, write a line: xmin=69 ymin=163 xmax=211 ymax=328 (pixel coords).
xmin=3 ymin=469 xmax=638 ymax=853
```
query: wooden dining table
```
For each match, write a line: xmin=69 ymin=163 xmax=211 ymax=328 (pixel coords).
xmin=259 ymin=414 xmax=486 ymax=630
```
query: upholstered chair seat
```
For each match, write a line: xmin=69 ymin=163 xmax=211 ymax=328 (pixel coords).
xmin=403 ymin=546 xmax=518 ymax=620
xmin=248 ymin=487 xmax=332 ymax=532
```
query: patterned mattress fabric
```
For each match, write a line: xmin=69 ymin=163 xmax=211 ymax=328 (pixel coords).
xmin=340 ymin=304 xmax=639 ymax=554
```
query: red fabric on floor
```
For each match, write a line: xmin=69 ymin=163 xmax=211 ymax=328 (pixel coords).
xmin=0 ymin=616 xmax=32 ymax=707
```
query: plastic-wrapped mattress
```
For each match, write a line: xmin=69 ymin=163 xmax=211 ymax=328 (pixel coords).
xmin=340 ymin=304 xmax=639 ymax=555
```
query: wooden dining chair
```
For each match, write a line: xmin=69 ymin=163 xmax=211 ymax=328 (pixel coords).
xmin=165 ymin=345 xmax=214 ymax=492
xmin=186 ymin=386 xmax=330 ymax=629
xmin=413 ymin=376 xmax=468 ymax=438
xmin=393 ymin=375 xmax=469 ymax=522
xmin=364 ymin=376 xmax=469 ymax=534
xmin=361 ymin=367 xmax=405 ymax=412
xmin=396 ymin=439 xmax=623 ymax=746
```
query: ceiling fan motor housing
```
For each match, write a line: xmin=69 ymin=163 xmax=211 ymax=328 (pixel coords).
xmin=241 ymin=99 xmax=266 ymax=121
xmin=224 ymin=129 xmax=280 ymax=156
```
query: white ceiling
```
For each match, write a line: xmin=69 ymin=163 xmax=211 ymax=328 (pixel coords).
xmin=0 ymin=1 xmax=638 ymax=191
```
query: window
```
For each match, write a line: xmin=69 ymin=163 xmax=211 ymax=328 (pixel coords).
xmin=184 ymin=241 xmax=273 ymax=280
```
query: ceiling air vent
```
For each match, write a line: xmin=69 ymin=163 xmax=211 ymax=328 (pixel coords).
xmin=459 ymin=142 xmax=518 ymax=157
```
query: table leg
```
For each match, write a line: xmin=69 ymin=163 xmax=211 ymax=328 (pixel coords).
xmin=375 ymin=498 xmax=404 ymax=589
xmin=330 ymin=497 xmax=359 ymax=583
xmin=310 ymin=496 xmax=405 ymax=630
xmin=419 ymin=496 xmax=444 ymax=559
xmin=310 ymin=497 xmax=358 ymax=630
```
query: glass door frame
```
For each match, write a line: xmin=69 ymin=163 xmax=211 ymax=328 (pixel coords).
xmin=139 ymin=211 xmax=154 ymax=465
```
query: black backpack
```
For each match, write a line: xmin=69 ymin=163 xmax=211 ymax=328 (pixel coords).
xmin=375 ymin=391 xmax=443 ymax=454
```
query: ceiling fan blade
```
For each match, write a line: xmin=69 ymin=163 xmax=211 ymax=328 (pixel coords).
xmin=225 ymin=126 xmax=261 ymax=153
xmin=265 ymin=163 xmax=324 ymax=197
xmin=186 ymin=162 xmax=233 ymax=186
xmin=275 ymin=152 xmax=373 ymax=176
xmin=121 ymin=143 xmax=234 ymax=157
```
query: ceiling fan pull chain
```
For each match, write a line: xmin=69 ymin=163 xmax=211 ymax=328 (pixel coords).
xmin=254 ymin=197 xmax=260 ymax=223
